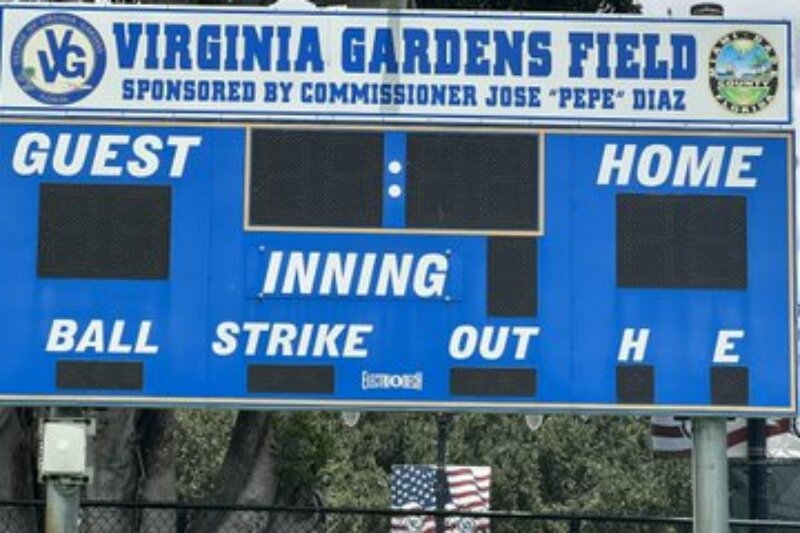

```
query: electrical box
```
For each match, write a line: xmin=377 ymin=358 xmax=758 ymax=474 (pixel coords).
xmin=39 ymin=420 xmax=89 ymax=482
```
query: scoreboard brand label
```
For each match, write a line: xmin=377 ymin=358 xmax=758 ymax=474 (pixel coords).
xmin=0 ymin=4 xmax=791 ymax=125
xmin=0 ymin=120 xmax=793 ymax=416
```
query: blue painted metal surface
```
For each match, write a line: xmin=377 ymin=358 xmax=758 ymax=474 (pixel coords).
xmin=0 ymin=121 xmax=792 ymax=415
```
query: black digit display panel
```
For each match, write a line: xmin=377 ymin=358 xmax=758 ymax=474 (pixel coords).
xmin=37 ymin=184 xmax=171 ymax=280
xmin=487 ymin=237 xmax=537 ymax=317
xmin=248 ymin=129 xmax=383 ymax=228
xmin=247 ymin=365 xmax=334 ymax=394
xmin=56 ymin=361 xmax=143 ymax=391
xmin=450 ymin=368 xmax=537 ymax=397
xmin=617 ymin=194 xmax=747 ymax=289
xmin=406 ymin=133 xmax=538 ymax=232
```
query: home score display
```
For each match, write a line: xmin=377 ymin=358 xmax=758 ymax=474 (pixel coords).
xmin=0 ymin=122 xmax=792 ymax=415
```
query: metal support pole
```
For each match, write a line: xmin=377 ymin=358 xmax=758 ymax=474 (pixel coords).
xmin=692 ymin=417 xmax=730 ymax=533
xmin=44 ymin=407 xmax=86 ymax=533
xmin=747 ymin=418 xmax=768 ymax=533
xmin=435 ymin=413 xmax=451 ymax=533
xmin=45 ymin=481 xmax=80 ymax=533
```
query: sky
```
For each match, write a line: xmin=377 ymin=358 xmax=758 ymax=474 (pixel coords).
xmin=640 ymin=0 xmax=798 ymax=19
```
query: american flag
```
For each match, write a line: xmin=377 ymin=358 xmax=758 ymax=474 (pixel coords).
xmin=390 ymin=464 xmax=491 ymax=533
xmin=651 ymin=417 xmax=800 ymax=458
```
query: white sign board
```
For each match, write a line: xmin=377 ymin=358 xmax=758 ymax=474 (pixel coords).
xmin=0 ymin=4 xmax=791 ymax=126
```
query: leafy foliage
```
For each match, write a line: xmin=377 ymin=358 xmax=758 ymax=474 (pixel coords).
xmin=319 ymin=413 xmax=689 ymax=518
xmin=175 ymin=411 xmax=690 ymax=532
xmin=271 ymin=412 xmax=336 ymax=497
xmin=174 ymin=409 xmax=237 ymax=500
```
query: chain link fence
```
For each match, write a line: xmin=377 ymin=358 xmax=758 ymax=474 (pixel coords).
xmin=1 ymin=501 xmax=800 ymax=532
xmin=1 ymin=500 xmax=798 ymax=533
xmin=0 ymin=501 xmax=690 ymax=533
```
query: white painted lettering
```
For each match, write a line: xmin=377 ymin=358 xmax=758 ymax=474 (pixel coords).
xmin=713 ymin=329 xmax=744 ymax=364
xmin=12 ymin=132 xmax=50 ymax=176
xmin=413 ymin=254 xmax=449 ymax=297
xmin=374 ymin=254 xmax=414 ymax=296
xmin=11 ymin=132 xmax=201 ymax=179
xmin=313 ymin=324 xmax=345 ymax=357
xmin=128 ymin=135 xmax=163 ymax=178
xmin=261 ymin=251 xmax=450 ymax=298
xmin=596 ymin=144 xmax=636 ymax=185
xmin=725 ymin=147 xmax=761 ymax=188
xmin=242 ymin=322 xmax=270 ymax=356
xmin=46 ymin=319 xmax=78 ymax=352
xmin=134 ymin=320 xmax=159 ymax=354
xmin=76 ymin=320 xmax=105 ymax=353
xmin=356 ymin=253 xmax=377 ymax=296
xmin=212 ymin=322 xmax=239 ymax=356
xmin=343 ymin=325 xmax=372 ymax=358
xmin=282 ymin=252 xmax=320 ymax=294
xmin=597 ymin=143 xmax=763 ymax=189
xmin=166 ymin=136 xmax=202 ymax=177
xmin=53 ymin=134 xmax=91 ymax=177
xmin=617 ymin=328 xmax=650 ymax=362
xmin=261 ymin=251 xmax=283 ymax=295
xmin=637 ymin=144 xmax=672 ymax=187
xmin=296 ymin=323 xmax=315 ymax=356
xmin=512 ymin=326 xmax=541 ymax=360
xmin=266 ymin=323 xmax=297 ymax=356
xmin=449 ymin=325 xmax=477 ymax=360
xmin=90 ymin=135 xmax=129 ymax=177
xmin=449 ymin=325 xmax=541 ymax=361
xmin=108 ymin=320 xmax=133 ymax=354
xmin=673 ymin=146 xmax=724 ymax=187
xmin=211 ymin=321 xmax=374 ymax=358
xmin=318 ymin=253 xmax=358 ymax=295
xmin=479 ymin=326 xmax=508 ymax=360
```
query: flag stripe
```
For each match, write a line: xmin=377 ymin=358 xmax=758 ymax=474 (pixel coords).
xmin=652 ymin=417 xmax=800 ymax=458
xmin=450 ymin=481 xmax=490 ymax=491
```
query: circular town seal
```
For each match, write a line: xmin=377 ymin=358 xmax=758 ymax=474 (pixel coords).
xmin=709 ymin=30 xmax=778 ymax=114
xmin=11 ymin=13 xmax=106 ymax=105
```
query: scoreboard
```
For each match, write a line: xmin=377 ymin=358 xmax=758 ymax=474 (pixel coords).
xmin=0 ymin=121 xmax=793 ymax=415
xmin=0 ymin=4 xmax=794 ymax=415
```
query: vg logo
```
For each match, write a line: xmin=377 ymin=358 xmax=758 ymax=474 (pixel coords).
xmin=11 ymin=13 xmax=106 ymax=105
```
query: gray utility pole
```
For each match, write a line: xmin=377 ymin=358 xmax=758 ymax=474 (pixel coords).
xmin=690 ymin=1 xmax=727 ymax=530
xmin=692 ymin=418 xmax=730 ymax=533
xmin=41 ymin=407 xmax=93 ymax=533
xmin=434 ymin=414 xmax=452 ymax=533
xmin=45 ymin=481 xmax=80 ymax=533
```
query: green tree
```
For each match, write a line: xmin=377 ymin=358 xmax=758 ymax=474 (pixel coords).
xmin=320 ymin=413 xmax=690 ymax=532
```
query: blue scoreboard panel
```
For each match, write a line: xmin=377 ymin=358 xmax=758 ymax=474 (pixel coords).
xmin=0 ymin=120 xmax=794 ymax=415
